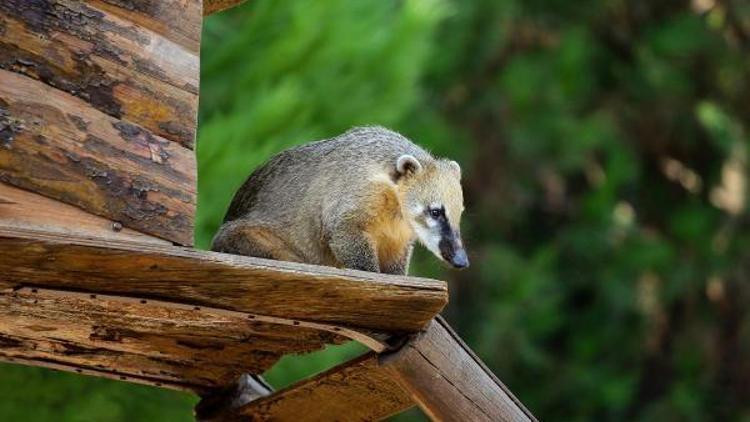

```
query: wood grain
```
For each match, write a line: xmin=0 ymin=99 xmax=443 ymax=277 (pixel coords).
xmin=0 ymin=286 xmax=346 ymax=392
xmin=203 ymin=353 xmax=415 ymax=421
xmin=382 ymin=317 xmax=537 ymax=422
xmin=0 ymin=70 xmax=196 ymax=245
xmin=0 ymin=182 xmax=168 ymax=245
xmin=0 ymin=227 xmax=448 ymax=333
xmin=204 ymin=0 xmax=249 ymax=15
xmin=0 ymin=0 xmax=199 ymax=148
xmin=91 ymin=0 xmax=202 ymax=53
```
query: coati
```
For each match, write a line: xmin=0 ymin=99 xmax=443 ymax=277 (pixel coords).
xmin=212 ymin=126 xmax=468 ymax=275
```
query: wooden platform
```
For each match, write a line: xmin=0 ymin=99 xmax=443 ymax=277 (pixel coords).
xmin=0 ymin=226 xmax=447 ymax=393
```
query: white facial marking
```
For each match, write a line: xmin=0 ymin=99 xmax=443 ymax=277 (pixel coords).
xmin=414 ymin=225 xmax=442 ymax=259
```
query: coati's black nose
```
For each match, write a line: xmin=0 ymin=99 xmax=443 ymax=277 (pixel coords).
xmin=450 ymin=249 xmax=469 ymax=269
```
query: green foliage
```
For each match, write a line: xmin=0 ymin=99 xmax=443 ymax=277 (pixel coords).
xmin=4 ymin=0 xmax=750 ymax=420
xmin=196 ymin=0 xmax=448 ymax=248
xmin=0 ymin=363 xmax=195 ymax=421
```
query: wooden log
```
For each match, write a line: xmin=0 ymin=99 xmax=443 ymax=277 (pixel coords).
xmin=0 ymin=286 xmax=346 ymax=392
xmin=204 ymin=318 xmax=536 ymax=422
xmin=0 ymin=0 xmax=199 ymax=148
xmin=382 ymin=317 xmax=536 ymax=422
xmin=91 ymin=0 xmax=202 ymax=53
xmin=0 ymin=69 xmax=196 ymax=245
xmin=0 ymin=182 xmax=168 ymax=245
xmin=200 ymin=353 xmax=415 ymax=422
xmin=204 ymin=0 xmax=249 ymax=15
xmin=0 ymin=227 xmax=448 ymax=333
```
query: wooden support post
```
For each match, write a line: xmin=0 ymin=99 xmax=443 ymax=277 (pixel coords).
xmin=207 ymin=317 xmax=536 ymax=422
xmin=382 ymin=316 xmax=536 ymax=422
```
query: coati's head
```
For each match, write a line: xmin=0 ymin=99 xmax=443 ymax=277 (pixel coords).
xmin=395 ymin=154 xmax=469 ymax=269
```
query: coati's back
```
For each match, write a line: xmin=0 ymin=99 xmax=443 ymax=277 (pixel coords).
xmin=223 ymin=126 xmax=432 ymax=224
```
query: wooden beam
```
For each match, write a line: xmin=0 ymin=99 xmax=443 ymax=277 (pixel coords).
xmin=0 ymin=286 xmax=347 ymax=392
xmin=0 ymin=0 xmax=200 ymax=148
xmin=196 ymin=318 xmax=537 ymax=422
xmin=91 ymin=0 xmax=202 ymax=53
xmin=199 ymin=353 xmax=415 ymax=422
xmin=0 ymin=227 xmax=448 ymax=333
xmin=204 ymin=0 xmax=249 ymax=16
xmin=382 ymin=317 xmax=536 ymax=422
xmin=0 ymin=69 xmax=196 ymax=245
xmin=0 ymin=182 xmax=168 ymax=246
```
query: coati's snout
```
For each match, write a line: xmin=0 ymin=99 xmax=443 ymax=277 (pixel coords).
xmin=427 ymin=206 xmax=469 ymax=269
xmin=439 ymin=232 xmax=469 ymax=269
xmin=397 ymin=154 xmax=468 ymax=270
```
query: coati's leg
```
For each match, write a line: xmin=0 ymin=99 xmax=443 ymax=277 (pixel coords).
xmin=328 ymin=228 xmax=380 ymax=273
xmin=381 ymin=244 xmax=413 ymax=275
xmin=212 ymin=220 xmax=304 ymax=262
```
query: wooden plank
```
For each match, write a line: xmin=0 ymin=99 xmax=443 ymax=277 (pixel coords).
xmin=382 ymin=317 xmax=536 ymax=422
xmin=0 ymin=227 xmax=448 ymax=333
xmin=0 ymin=182 xmax=169 ymax=245
xmin=0 ymin=69 xmax=196 ymax=245
xmin=204 ymin=0 xmax=249 ymax=15
xmin=0 ymin=286 xmax=347 ymax=392
xmin=0 ymin=0 xmax=199 ymax=148
xmin=200 ymin=353 xmax=415 ymax=422
xmin=91 ymin=0 xmax=202 ymax=53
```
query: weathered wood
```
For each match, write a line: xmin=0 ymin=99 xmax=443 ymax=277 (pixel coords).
xmin=382 ymin=317 xmax=536 ymax=422
xmin=0 ymin=70 xmax=196 ymax=245
xmin=0 ymin=227 xmax=448 ymax=333
xmin=204 ymin=0 xmax=249 ymax=15
xmin=204 ymin=353 xmax=415 ymax=422
xmin=0 ymin=182 xmax=168 ymax=245
xmin=204 ymin=318 xmax=536 ymax=422
xmin=0 ymin=0 xmax=200 ymax=148
xmin=91 ymin=0 xmax=202 ymax=53
xmin=0 ymin=286 xmax=347 ymax=392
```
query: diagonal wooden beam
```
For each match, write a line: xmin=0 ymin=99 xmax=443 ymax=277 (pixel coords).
xmin=197 ymin=353 xmax=415 ymax=422
xmin=382 ymin=316 xmax=536 ymax=422
xmin=206 ymin=317 xmax=537 ymax=422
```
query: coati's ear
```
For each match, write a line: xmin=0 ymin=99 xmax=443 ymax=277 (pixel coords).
xmin=396 ymin=154 xmax=422 ymax=178
xmin=447 ymin=160 xmax=461 ymax=179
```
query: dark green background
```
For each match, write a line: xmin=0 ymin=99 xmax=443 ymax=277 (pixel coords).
xmin=2 ymin=0 xmax=750 ymax=420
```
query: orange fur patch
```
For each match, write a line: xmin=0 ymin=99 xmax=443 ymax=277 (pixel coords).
xmin=363 ymin=182 xmax=414 ymax=268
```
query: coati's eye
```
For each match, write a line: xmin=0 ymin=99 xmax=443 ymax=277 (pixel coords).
xmin=429 ymin=208 xmax=443 ymax=218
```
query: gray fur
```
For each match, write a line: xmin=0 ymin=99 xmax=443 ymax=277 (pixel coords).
xmin=212 ymin=126 xmax=465 ymax=274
